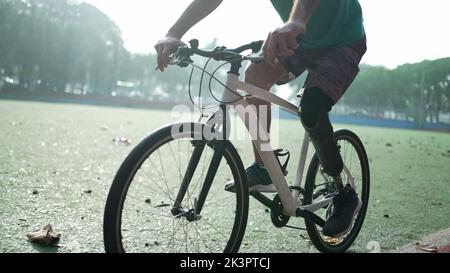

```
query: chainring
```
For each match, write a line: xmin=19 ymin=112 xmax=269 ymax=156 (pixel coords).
xmin=270 ymin=194 xmax=290 ymax=228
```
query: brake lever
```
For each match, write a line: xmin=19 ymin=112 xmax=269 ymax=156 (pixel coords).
xmin=189 ymin=39 xmax=199 ymax=50
xmin=174 ymin=46 xmax=194 ymax=67
xmin=154 ymin=46 xmax=193 ymax=70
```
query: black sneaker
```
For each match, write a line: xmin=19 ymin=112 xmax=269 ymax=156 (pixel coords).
xmin=224 ymin=162 xmax=276 ymax=193
xmin=322 ymin=184 xmax=362 ymax=237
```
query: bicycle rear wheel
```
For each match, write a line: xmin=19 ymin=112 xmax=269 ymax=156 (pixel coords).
xmin=104 ymin=122 xmax=249 ymax=253
xmin=304 ymin=129 xmax=370 ymax=253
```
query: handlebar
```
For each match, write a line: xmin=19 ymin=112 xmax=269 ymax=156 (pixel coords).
xmin=172 ymin=39 xmax=265 ymax=67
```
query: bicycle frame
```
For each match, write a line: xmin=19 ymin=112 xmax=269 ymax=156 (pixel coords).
xmin=175 ymin=62 xmax=356 ymax=227
xmin=220 ymin=72 xmax=329 ymax=218
xmin=219 ymin=73 xmax=296 ymax=215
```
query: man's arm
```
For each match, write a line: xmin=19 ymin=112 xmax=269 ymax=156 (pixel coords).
xmin=289 ymin=0 xmax=320 ymax=27
xmin=167 ymin=0 xmax=223 ymax=39
xmin=155 ymin=0 xmax=223 ymax=71
xmin=263 ymin=0 xmax=320 ymax=66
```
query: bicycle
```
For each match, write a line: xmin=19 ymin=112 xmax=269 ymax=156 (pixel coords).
xmin=103 ymin=39 xmax=370 ymax=253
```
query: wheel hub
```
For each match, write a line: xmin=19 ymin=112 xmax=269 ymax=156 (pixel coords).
xmin=171 ymin=207 xmax=201 ymax=222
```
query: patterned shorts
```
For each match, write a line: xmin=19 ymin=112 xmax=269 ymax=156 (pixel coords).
xmin=278 ymin=36 xmax=367 ymax=104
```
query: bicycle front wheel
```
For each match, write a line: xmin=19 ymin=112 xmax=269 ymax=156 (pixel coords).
xmin=304 ymin=129 xmax=370 ymax=253
xmin=104 ymin=122 xmax=249 ymax=253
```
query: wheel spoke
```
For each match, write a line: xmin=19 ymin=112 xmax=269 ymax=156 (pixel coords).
xmin=303 ymin=131 xmax=369 ymax=252
xmin=105 ymin=126 xmax=247 ymax=253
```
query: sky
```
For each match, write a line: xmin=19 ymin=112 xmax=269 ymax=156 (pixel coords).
xmin=81 ymin=0 xmax=450 ymax=69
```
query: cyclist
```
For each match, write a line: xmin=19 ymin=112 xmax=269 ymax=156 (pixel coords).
xmin=154 ymin=0 xmax=367 ymax=238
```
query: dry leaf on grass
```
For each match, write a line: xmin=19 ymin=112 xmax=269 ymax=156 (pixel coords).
xmin=27 ymin=224 xmax=61 ymax=246
xmin=414 ymin=241 xmax=438 ymax=253
xmin=113 ymin=137 xmax=131 ymax=146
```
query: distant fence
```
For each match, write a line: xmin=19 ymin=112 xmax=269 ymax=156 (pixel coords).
xmin=2 ymin=89 xmax=450 ymax=132
xmin=330 ymin=114 xmax=450 ymax=131
xmin=279 ymin=109 xmax=450 ymax=132
xmin=0 ymin=89 xmax=178 ymax=111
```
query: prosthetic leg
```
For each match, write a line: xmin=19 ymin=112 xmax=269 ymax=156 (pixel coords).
xmin=299 ymin=88 xmax=344 ymax=190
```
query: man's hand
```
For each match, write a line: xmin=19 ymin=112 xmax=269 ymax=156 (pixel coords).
xmin=262 ymin=21 xmax=306 ymax=67
xmin=154 ymin=36 xmax=185 ymax=72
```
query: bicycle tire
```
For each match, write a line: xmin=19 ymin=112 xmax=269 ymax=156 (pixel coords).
xmin=104 ymin=122 xmax=249 ymax=253
xmin=304 ymin=129 xmax=370 ymax=253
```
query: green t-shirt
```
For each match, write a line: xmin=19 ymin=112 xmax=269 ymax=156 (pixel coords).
xmin=270 ymin=0 xmax=365 ymax=49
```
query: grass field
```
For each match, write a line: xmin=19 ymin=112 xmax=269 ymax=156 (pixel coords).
xmin=1 ymin=100 xmax=449 ymax=253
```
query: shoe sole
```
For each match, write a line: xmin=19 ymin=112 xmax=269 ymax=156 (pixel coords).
xmin=327 ymin=198 xmax=363 ymax=238
xmin=224 ymin=183 xmax=276 ymax=193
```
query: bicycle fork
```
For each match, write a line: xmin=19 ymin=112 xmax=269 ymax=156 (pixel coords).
xmin=171 ymin=106 xmax=229 ymax=221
